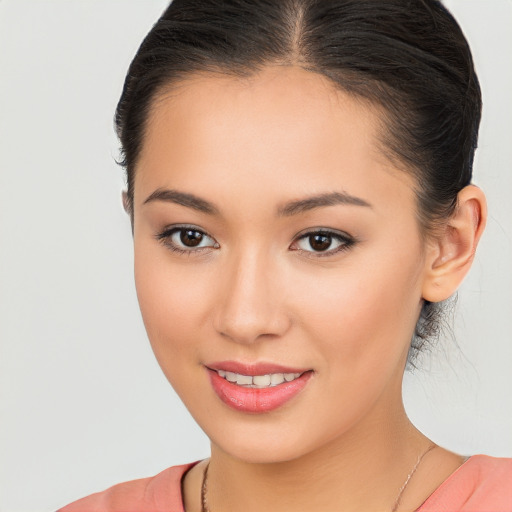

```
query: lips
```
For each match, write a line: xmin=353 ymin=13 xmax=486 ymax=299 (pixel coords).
xmin=206 ymin=361 xmax=313 ymax=413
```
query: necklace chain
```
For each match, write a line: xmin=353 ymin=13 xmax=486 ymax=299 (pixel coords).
xmin=391 ymin=443 xmax=436 ymax=512
xmin=200 ymin=444 xmax=436 ymax=512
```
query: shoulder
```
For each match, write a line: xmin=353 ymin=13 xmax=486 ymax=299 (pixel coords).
xmin=419 ymin=455 xmax=512 ymax=511
xmin=57 ymin=461 xmax=199 ymax=512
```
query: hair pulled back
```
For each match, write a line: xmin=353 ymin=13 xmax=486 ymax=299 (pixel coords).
xmin=115 ymin=0 xmax=482 ymax=363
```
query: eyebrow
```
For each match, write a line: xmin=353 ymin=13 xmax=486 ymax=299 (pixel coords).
xmin=143 ymin=188 xmax=220 ymax=215
xmin=143 ymin=188 xmax=372 ymax=216
xmin=277 ymin=191 xmax=372 ymax=216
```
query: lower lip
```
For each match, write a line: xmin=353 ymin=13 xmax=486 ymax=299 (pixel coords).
xmin=207 ymin=369 xmax=313 ymax=413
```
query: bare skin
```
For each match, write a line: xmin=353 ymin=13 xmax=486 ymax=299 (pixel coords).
xmin=131 ymin=66 xmax=486 ymax=512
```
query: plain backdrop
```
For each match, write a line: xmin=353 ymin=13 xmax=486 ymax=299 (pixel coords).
xmin=0 ymin=1 xmax=511 ymax=511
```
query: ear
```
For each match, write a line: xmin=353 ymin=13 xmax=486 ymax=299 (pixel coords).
xmin=422 ymin=185 xmax=487 ymax=303
xmin=121 ymin=190 xmax=134 ymax=235
xmin=121 ymin=190 xmax=131 ymax=215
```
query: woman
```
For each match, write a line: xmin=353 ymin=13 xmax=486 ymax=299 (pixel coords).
xmin=59 ymin=0 xmax=511 ymax=510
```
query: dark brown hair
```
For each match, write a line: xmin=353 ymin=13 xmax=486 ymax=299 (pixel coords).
xmin=115 ymin=0 xmax=482 ymax=363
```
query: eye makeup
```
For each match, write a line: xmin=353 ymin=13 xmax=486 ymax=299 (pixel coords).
xmin=155 ymin=224 xmax=357 ymax=259
xmin=290 ymin=228 xmax=357 ymax=258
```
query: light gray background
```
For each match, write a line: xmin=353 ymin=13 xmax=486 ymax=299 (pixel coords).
xmin=0 ymin=1 xmax=511 ymax=511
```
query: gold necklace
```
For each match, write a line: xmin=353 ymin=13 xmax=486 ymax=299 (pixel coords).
xmin=200 ymin=444 xmax=436 ymax=512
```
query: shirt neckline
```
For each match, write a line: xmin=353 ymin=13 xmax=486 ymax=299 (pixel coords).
xmin=179 ymin=455 xmax=477 ymax=512
xmin=415 ymin=455 xmax=474 ymax=511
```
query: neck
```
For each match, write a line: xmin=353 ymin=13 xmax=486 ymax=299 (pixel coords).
xmin=205 ymin=401 xmax=431 ymax=512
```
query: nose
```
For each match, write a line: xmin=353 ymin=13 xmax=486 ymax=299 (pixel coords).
xmin=213 ymin=249 xmax=291 ymax=345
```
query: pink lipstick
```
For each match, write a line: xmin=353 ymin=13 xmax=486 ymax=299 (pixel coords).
xmin=206 ymin=361 xmax=313 ymax=413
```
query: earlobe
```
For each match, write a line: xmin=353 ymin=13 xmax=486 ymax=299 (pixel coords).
xmin=422 ymin=185 xmax=487 ymax=303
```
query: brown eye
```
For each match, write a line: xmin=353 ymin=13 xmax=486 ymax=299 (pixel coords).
xmin=156 ymin=226 xmax=218 ymax=254
xmin=292 ymin=229 xmax=355 ymax=257
xmin=308 ymin=234 xmax=332 ymax=251
xmin=180 ymin=229 xmax=204 ymax=247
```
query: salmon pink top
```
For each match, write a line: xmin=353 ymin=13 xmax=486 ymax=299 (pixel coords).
xmin=58 ymin=455 xmax=512 ymax=512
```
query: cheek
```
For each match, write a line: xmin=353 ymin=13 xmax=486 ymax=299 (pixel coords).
xmin=293 ymin=251 xmax=423 ymax=374
xmin=133 ymin=244 xmax=212 ymax=371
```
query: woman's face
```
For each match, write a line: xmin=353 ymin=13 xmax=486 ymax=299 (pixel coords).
xmin=133 ymin=66 xmax=431 ymax=463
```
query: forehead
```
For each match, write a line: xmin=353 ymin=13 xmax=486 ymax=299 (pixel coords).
xmin=135 ymin=65 xmax=415 ymax=212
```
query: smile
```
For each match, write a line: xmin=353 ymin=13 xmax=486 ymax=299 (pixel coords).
xmin=215 ymin=369 xmax=303 ymax=388
xmin=206 ymin=362 xmax=313 ymax=413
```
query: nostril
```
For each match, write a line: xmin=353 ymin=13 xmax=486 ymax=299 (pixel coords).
xmin=215 ymin=313 xmax=291 ymax=345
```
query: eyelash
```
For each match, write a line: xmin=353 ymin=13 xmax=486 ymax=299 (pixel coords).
xmin=155 ymin=225 xmax=356 ymax=258
xmin=155 ymin=225 xmax=219 ymax=256
xmin=291 ymin=229 xmax=356 ymax=258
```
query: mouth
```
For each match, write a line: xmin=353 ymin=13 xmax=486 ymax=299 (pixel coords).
xmin=205 ymin=361 xmax=313 ymax=413
xmin=214 ymin=369 xmax=304 ymax=388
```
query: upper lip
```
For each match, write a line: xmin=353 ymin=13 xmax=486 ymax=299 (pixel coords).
xmin=205 ymin=361 xmax=311 ymax=376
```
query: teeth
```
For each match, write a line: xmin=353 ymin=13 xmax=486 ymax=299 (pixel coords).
xmin=253 ymin=374 xmax=271 ymax=386
xmin=225 ymin=371 xmax=238 ymax=382
xmin=270 ymin=373 xmax=285 ymax=386
xmin=235 ymin=374 xmax=253 ymax=386
xmin=215 ymin=370 xmax=302 ymax=388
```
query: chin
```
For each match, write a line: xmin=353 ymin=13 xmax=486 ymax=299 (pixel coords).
xmin=216 ymin=438 xmax=307 ymax=465
xmin=206 ymin=416 xmax=339 ymax=465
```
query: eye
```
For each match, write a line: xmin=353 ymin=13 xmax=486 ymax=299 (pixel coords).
xmin=156 ymin=225 xmax=219 ymax=254
xmin=290 ymin=229 xmax=355 ymax=257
